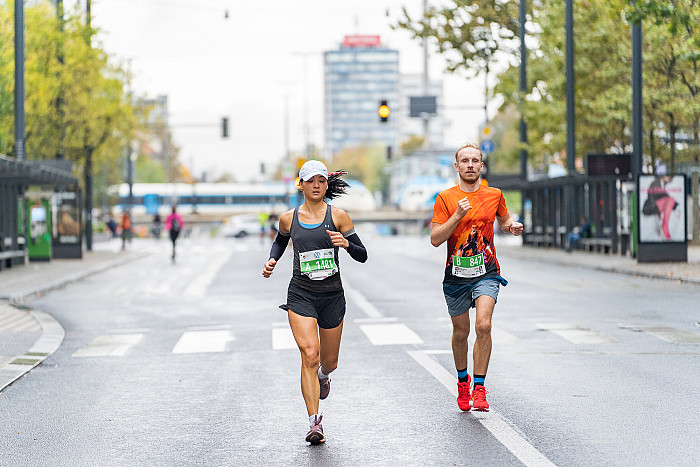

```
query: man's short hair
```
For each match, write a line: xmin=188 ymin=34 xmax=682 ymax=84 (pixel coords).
xmin=455 ymin=142 xmax=483 ymax=162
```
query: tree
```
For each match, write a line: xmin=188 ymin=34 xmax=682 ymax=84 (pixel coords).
xmin=495 ymin=0 xmax=634 ymax=170
xmin=332 ymin=144 xmax=388 ymax=193
xmin=400 ymin=135 xmax=426 ymax=156
xmin=394 ymin=0 xmax=522 ymax=78
xmin=0 ymin=2 xmax=147 ymax=192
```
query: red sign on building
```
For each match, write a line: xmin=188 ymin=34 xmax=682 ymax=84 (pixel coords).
xmin=342 ymin=35 xmax=381 ymax=48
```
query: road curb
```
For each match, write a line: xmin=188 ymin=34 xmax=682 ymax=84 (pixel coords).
xmin=0 ymin=250 xmax=145 ymax=393
xmin=0 ymin=311 xmax=64 ymax=393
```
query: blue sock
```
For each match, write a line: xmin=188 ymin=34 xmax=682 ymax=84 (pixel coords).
xmin=457 ymin=368 xmax=469 ymax=383
xmin=473 ymin=374 xmax=486 ymax=388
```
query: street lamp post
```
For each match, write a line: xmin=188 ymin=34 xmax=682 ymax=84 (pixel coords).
xmin=519 ymin=0 xmax=528 ymax=181
xmin=14 ymin=0 xmax=25 ymax=161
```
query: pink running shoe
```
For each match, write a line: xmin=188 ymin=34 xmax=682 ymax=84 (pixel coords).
xmin=471 ymin=386 xmax=489 ymax=411
xmin=318 ymin=364 xmax=331 ymax=400
xmin=305 ymin=415 xmax=325 ymax=445
xmin=457 ymin=374 xmax=472 ymax=411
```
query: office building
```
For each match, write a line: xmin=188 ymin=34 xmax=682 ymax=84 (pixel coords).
xmin=324 ymin=35 xmax=399 ymax=157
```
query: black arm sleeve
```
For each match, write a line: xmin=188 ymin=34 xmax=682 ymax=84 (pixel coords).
xmin=269 ymin=231 xmax=290 ymax=261
xmin=343 ymin=230 xmax=367 ymax=263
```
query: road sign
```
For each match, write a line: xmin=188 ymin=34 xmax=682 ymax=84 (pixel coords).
xmin=481 ymin=125 xmax=492 ymax=138
xmin=480 ymin=139 xmax=494 ymax=154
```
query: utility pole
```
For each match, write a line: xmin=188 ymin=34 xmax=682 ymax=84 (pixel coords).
xmin=293 ymin=52 xmax=315 ymax=158
xmin=85 ymin=0 xmax=93 ymax=250
xmin=422 ymin=0 xmax=430 ymax=145
xmin=564 ymin=0 xmax=576 ymax=238
xmin=565 ymin=0 xmax=575 ymax=174
xmin=631 ymin=1 xmax=643 ymax=180
xmin=56 ymin=0 xmax=65 ymax=159
xmin=14 ymin=0 xmax=25 ymax=161
xmin=519 ymin=0 xmax=528 ymax=181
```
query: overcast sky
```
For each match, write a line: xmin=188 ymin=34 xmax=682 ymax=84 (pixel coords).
xmin=77 ymin=0 xmax=494 ymax=181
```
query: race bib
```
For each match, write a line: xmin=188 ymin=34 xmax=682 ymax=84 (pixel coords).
xmin=300 ymin=248 xmax=338 ymax=280
xmin=452 ymin=253 xmax=485 ymax=278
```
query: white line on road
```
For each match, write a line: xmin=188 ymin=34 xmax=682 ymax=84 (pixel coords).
xmin=272 ymin=327 xmax=297 ymax=350
xmin=73 ymin=334 xmax=144 ymax=357
xmin=538 ymin=323 xmax=617 ymax=344
xmin=184 ymin=249 xmax=233 ymax=297
xmin=359 ymin=323 xmax=424 ymax=345
xmin=353 ymin=317 xmax=398 ymax=324
xmin=407 ymin=350 xmax=556 ymax=467
xmin=619 ymin=324 xmax=700 ymax=344
xmin=172 ymin=330 xmax=234 ymax=354
xmin=344 ymin=283 xmax=383 ymax=318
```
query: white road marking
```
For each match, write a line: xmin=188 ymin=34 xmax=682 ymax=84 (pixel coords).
xmin=359 ymin=323 xmax=424 ymax=345
xmin=172 ymin=330 xmax=234 ymax=354
xmin=619 ymin=324 xmax=700 ymax=344
xmin=492 ymin=326 xmax=521 ymax=345
xmin=538 ymin=323 xmax=617 ymax=344
xmin=353 ymin=317 xmax=398 ymax=324
xmin=408 ymin=350 xmax=556 ymax=467
xmin=272 ymin=327 xmax=297 ymax=350
xmin=344 ymin=284 xmax=383 ymax=318
xmin=184 ymin=249 xmax=233 ymax=297
xmin=73 ymin=334 xmax=144 ymax=357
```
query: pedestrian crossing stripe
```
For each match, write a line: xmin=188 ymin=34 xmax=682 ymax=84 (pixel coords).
xmin=619 ymin=324 xmax=700 ymax=344
xmin=538 ymin=323 xmax=618 ymax=344
xmin=359 ymin=323 xmax=423 ymax=345
xmin=172 ymin=330 xmax=234 ymax=354
xmin=0 ymin=308 xmax=41 ymax=333
xmin=73 ymin=334 xmax=144 ymax=357
xmin=66 ymin=321 xmax=699 ymax=358
xmin=272 ymin=328 xmax=297 ymax=350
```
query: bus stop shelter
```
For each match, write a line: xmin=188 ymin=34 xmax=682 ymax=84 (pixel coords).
xmin=0 ymin=155 xmax=78 ymax=271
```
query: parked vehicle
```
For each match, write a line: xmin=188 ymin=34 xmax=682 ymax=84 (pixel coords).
xmin=220 ymin=214 xmax=262 ymax=238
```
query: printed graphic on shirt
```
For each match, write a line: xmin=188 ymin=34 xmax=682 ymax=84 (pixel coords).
xmin=432 ymin=185 xmax=508 ymax=283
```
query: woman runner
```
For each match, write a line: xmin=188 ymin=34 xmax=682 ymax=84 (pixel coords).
xmin=262 ymin=160 xmax=368 ymax=445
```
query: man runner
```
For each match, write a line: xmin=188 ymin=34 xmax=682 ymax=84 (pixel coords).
xmin=430 ymin=143 xmax=523 ymax=411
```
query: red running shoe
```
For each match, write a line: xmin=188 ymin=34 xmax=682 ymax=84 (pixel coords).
xmin=471 ymin=386 xmax=489 ymax=411
xmin=457 ymin=374 xmax=472 ymax=411
xmin=305 ymin=415 xmax=325 ymax=445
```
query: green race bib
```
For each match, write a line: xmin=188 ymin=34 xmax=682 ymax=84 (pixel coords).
xmin=300 ymin=248 xmax=338 ymax=280
xmin=452 ymin=253 xmax=485 ymax=278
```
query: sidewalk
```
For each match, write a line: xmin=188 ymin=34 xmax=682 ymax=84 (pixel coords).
xmin=0 ymin=244 xmax=144 ymax=392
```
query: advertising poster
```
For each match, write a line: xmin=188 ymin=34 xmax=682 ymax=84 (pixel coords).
xmin=638 ymin=174 xmax=686 ymax=243
xmin=55 ymin=191 xmax=81 ymax=245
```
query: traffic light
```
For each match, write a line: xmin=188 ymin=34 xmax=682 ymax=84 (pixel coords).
xmin=222 ymin=117 xmax=229 ymax=138
xmin=378 ymin=100 xmax=390 ymax=123
xmin=386 ymin=145 xmax=393 ymax=160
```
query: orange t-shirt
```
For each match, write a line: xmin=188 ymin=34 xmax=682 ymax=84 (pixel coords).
xmin=432 ymin=184 xmax=508 ymax=283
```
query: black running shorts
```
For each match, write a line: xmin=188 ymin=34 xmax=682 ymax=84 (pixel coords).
xmin=280 ymin=283 xmax=346 ymax=329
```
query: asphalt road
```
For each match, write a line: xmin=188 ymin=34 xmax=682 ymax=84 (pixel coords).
xmin=1 ymin=230 xmax=698 ymax=466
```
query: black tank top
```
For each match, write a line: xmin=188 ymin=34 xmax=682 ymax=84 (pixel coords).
xmin=289 ymin=205 xmax=343 ymax=293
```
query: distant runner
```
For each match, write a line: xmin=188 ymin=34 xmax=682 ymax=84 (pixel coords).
xmin=430 ymin=143 xmax=523 ymax=412
xmin=165 ymin=206 xmax=185 ymax=262
xmin=262 ymin=160 xmax=367 ymax=445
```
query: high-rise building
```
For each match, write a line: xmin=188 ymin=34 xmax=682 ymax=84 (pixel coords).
xmin=324 ymin=35 xmax=399 ymax=158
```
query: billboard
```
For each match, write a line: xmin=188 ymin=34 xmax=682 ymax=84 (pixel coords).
xmin=638 ymin=174 xmax=686 ymax=243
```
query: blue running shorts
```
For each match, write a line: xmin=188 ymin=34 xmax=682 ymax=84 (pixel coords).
xmin=443 ymin=276 xmax=507 ymax=317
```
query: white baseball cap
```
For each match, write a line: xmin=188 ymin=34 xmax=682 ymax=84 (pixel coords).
xmin=299 ymin=160 xmax=329 ymax=181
